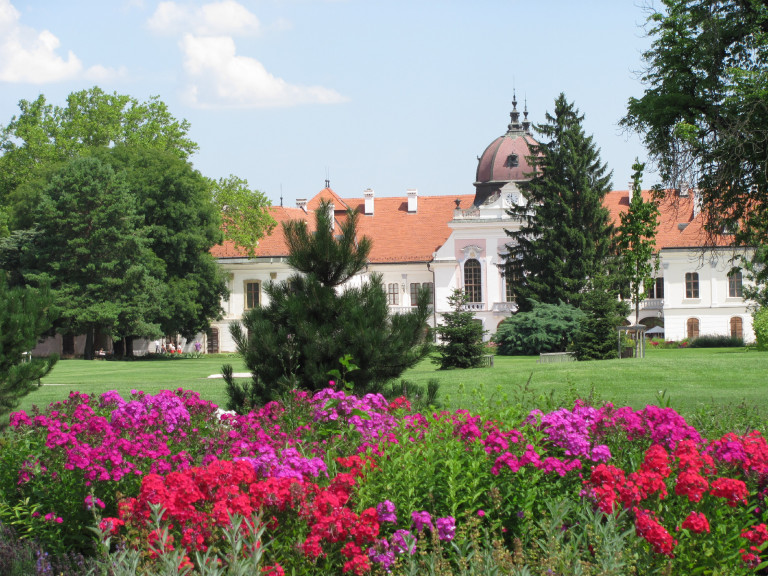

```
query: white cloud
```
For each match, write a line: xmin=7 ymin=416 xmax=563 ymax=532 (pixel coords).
xmin=148 ymin=1 xmax=260 ymax=37
xmin=85 ymin=64 xmax=128 ymax=81
xmin=180 ymin=34 xmax=347 ymax=108
xmin=0 ymin=0 xmax=82 ymax=83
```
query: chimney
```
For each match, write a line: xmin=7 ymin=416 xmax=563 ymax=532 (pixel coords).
xmin=296 ymin=198 xmax=308 ymax=212
xmin=364 ymin=188 xmax=374 ymax=215
xmin=407 ymin=188 xmax=418 ymax=213
xmin=693 ymin=190 xmax=702 ymax=218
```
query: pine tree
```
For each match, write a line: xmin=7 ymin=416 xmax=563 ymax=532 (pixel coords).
xmin=224 ymin=201 xmax=431 ymax=410
xmin=0 ymin=274 xmax=58 ymax=423
xmin=504 ymin=94 xmax=615 ymax=311
xmin=617 ymin=160 xmax=660 ymax=325
xmin=434 ymin=289 xmax=486 ymax=369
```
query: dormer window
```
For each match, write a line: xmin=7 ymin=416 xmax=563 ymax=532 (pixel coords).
xmin=505 ymin=154 xmax=519 ymax=168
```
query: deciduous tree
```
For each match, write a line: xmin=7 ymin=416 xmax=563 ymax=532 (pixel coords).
xmin=622 ymin=0 xmax=768 ymax=247
xmin=23 ymin=156 xmax=163 ymax=358
xmin=617 ymin=161 xmax=660 ymax=324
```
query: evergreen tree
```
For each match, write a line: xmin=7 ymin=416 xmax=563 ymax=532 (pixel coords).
xmin=504 ymin=94 xmax=615 ymax=311
xmin=0 ymin=274 xmax=58 ymax=423
xmin=434 ymin=289 xmax=486 ymax=369
xmin=570 ymin=276 xmax=630 ymax=361
xmin=617 ymin=160 xmax=660 ymax=325
xmin=494 ymin=300 xmax=585 ymax=356
xmin=224 ymin=201 xmax=431 ymax=410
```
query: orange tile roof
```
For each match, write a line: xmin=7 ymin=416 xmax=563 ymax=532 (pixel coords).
xmin=212 ymin=188 xmax=730 ymax=262
xmin=604 ymin=190 xmax=730 ymax=249
xmin=211 ymin=190 xmax=475 ymax=263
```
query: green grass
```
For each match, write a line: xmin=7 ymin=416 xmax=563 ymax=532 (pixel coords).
xmin=12 ymin=348 xmax=768 ymax=425
xmin=400 ymin=347 xmax=768 ymax=417
xmin=15 ymin=355 xmax=247 ymax=415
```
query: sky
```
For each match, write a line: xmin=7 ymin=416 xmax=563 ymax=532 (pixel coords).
xmin=0 ymin=0 xmax=660 ymax=207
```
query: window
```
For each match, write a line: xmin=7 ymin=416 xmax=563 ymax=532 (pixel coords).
xmin=504 ymin=272 xmax=518 ymax=302
xmin=245 ymin=281 xmax=260 ymax=309
xmin=685 ymin=272 xmax=699 ymax=299
xmin=728 ymin=271 xmax=743 ymax=298
xmin=387 ymin=283 xmax=399 ymax=305
xmin=646 ymin=277 xmax=664 ymax=299
xmin=409 ymin=282 xmax=434 ymax=306
xmin=504 ymin=154 xmax=519 ymax=168
xmin=464 ymin=259 xmax=482 ymax=303
xmin=686 ymin=318 xmax=700 ymax=339
xmin=730 ymin=317 xmax=743 ymax=339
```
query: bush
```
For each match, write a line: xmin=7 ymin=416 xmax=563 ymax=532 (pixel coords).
xmin=688 ymin=334 xmax=745 ymax=348
xmin=753 ymin=306 xmax=768 ymax=350
xmin=570 ymin=285 xmax=630 ymax=361
xmin=493 ymin=300 xmax=585 ymax=355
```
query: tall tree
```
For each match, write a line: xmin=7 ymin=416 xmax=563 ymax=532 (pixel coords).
xmin=622 ymin=0 xmax=768 ymax=247
xmin=23 ymin=156 xmax=163 ymax=358
xmin=617 ymin=160 xmax=661 ymax=324
xmin=224 ymin=201 xmax=431 ymax=410
xmin=504 ymin=93 xmax=615 ymax=311
xmin=0 ymin=87 xmax=198 ymax=229
xmin=0 ymin=274 xmax=58 ymax=423
xmin=99 ymin=146 xmax=228 ymax=340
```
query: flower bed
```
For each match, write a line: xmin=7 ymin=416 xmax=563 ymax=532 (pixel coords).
xmin=0 ymin=386 xmax=766 ymax=574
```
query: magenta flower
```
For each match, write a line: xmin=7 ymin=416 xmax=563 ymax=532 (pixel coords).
xmin=411 ymin=510 xmax=433 ymax=532
xmin=376 ymin=500 xmax=397 ymax=523
xmin=436 ymin=516 xmax=456 ymax=541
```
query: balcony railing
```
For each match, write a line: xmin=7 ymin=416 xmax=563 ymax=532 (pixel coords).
xmin=461 ymin=302 xmax=485 ymax=311
xmin=492 ymin=302 xmax=517 ymax=313
xmin=639 ymin=298 xmax=664 ymax=310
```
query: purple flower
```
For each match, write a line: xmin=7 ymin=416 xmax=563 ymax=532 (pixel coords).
xmin=376 ymin=500 xmax=397 ymax=523
xmin=436 ymin=516 xmax=456 ymax=541
xmin=411 ymin=510 xmax=433 ymax=532
xmin=392 ymin=529 xmax=417 ymax=554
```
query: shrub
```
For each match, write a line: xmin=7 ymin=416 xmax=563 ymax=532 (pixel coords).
xmin=494 ymin=300 xmax=585 ymax=355
xmin=753 ymin=306 xmax=768 ymax=350
xmin=688 ymin=334 xmax=745 ymax=348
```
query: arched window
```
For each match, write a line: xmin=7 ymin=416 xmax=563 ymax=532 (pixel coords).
xmin=685 ymin=273 xmax=699 ymax=299
xmin=464 ymin=259 xmax=482 ymax=303
xmin=730 ymin=317 xmax=743 ymax=339
xmin=686 ymin=317 xmax=700 ymax=339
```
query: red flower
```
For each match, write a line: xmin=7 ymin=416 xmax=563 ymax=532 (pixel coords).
xmin=680 ymin=511 xmax=710 ymax=533
xmin=709 ymin=477 xmax=748 ymax=507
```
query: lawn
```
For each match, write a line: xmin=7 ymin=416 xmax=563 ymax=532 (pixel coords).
xmin=14 ymin=347 xmax=768 ymax=424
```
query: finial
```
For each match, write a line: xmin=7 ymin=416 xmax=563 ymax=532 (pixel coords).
xmin=280 ymin=184 xmax=283 ymax=207
xmin=522 ymin=95 xmax=531 ymax=134
xmin=325 ymin=178 xmax=330 ymax=189
xmin=508 ymin=89 xmax=522 ymax=133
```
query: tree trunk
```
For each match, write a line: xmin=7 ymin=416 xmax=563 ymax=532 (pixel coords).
xmin=114 ymin=339 xmax=125 ymax=357
xmin=126 ymin=336 xmax=134 ymax=357
xmin=84 ymin=327 xmax=94 ymax=360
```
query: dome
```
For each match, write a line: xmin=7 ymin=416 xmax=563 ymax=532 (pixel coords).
xmin=475 ymin=95 xmax=536 ymax=185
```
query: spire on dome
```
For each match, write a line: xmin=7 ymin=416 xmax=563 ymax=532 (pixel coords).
xmin=522 ymin=96 xmax=531 ymax=134
xmin=507 ymin=89 xmax=524 ymax=134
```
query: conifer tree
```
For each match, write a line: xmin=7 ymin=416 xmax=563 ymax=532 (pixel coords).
xmin=504 ymin=94 xmax=615 ymax=311
xmin=224 ymin=201 xmax=431 ymax=410
xmin=434 ymin=289 xmax=487 ymax=369
xmin=0 ymin=274 xmax=58 ymax=423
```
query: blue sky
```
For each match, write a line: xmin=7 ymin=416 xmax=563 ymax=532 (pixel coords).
xmin=0 ymin=0 xmax=658 ymax=207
